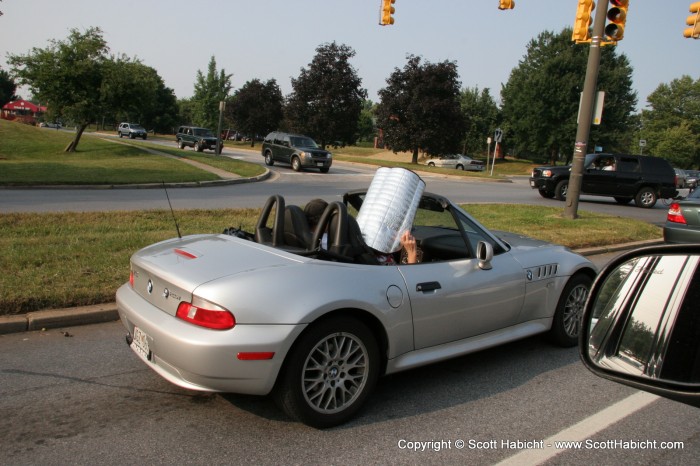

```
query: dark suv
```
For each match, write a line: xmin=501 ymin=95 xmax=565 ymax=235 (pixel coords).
xmin=176 ymin=126 xmax=222 ymax=153
xmin=117 ymin=122 xmax=147 ymax=140
xmin=261 ymin=132 xmax=332 ymax=173
xmin=530 ymin=153 xmax=677 ymax=208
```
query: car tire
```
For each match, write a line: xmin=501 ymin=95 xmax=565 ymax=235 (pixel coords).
xmin=614 ymin=197 xmax=632 ymax=205
xmin=291 ymin=157 xmax=302 ymax=172
xmin=118 ymin=132 xmax=123 ymax=138
xmin=320 ymin=167 xmax=329 ymax=173
xmin=194 ymin=142 xmax=203 ymax=152
xmin=428 ymin=162 xmax=436 ymax=167
xmin=538 ymin=189 xmax=555 ymax=199
xmin=548 ymin=274 xmax=591 ymax=347
xmin=456 ymin=164 xmax=464 ymax=170
xmin=178 ymin=140 xmax=185 ymax=150
xmin=273 ymin=316 xmax=379 ymax=428
xmin=264 ymin=151 xmax=274 ymax=166
xmin=554 ymin=180 xmax=569 ymax=201
xmin=142 ymin=135 xmax=147 ymax=140
xmin=129 ymin=133 xmax=135 ymax=139
xmin=634 ymin=187 xmax=657 ymax=208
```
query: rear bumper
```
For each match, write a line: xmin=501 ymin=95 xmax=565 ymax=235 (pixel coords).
xmin=116 ymin=283 xmax=305 ymax=395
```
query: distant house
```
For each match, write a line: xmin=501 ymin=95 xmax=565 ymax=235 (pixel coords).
xmin=1 ymin=99 xmax=48 ymax=123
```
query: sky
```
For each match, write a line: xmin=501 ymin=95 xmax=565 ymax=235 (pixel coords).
xmin=1 ymin=0 xmax=698 ymax=111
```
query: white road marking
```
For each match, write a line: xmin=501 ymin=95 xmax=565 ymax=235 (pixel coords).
xmin=495 ymin=391 xmax=659 ymax=466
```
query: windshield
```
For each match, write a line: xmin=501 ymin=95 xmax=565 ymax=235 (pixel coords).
xmin=193 ymin=128 xmax=215 ymax=137
xmin=131 ymin=125 xmax=145 ymax=131
xmin=291 ymin=136 xmax=318 ymax=148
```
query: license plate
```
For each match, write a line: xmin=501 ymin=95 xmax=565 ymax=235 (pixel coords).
xmin=316 ymin=162 xmax=324 ymax=167
xmin=131 ymin=326 xmax=151 ymax=361
xmin=530 ymin=180 xmax=535 ymax=187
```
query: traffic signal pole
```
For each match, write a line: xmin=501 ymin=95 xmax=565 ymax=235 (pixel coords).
xmin=563 ymin=3 xmax=610 ymax=220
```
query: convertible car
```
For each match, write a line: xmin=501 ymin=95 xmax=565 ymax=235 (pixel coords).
xmin=117 ymin=190 xmax=596 ymax=428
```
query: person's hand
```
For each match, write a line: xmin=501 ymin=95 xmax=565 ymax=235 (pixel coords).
xmin=400 ymin=230 xmax=418 ymax=264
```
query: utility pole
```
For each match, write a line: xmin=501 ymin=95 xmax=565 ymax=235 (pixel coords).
xmin=563 ymin=4 xmax=609 ymax=220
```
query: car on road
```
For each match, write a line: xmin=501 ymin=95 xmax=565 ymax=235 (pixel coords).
xmin=674 ymin=168 xmax=689 ymax=189
xmin=117 ymin=122 xmax=147 ymax=140
xmin=176 ymin=126 xmax=222 ymax=153
xmin=425 ymin=154 xmax=485 ymax=171
xmin=530 ymin=153 xmax=677 ymax=208
xmin=663 ymin=188 xmax=700 ymax=243
xmin=685 ymin=170 xmax=699 ymax=190
xmin=117 ymin=185 xmax=596 ymax=428
xmin=261 ymin=132 xmax=332 ymax=173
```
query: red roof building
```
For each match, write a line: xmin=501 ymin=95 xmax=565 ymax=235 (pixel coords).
xmin=1 ymin=99 xmax=47 ymax=118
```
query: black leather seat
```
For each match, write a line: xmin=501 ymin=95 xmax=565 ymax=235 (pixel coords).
xmin=283 ymin=205 xmax=313 ymax=248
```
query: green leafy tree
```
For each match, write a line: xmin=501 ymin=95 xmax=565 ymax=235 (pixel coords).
xmin=8 ymin=27 xmax=109 ymax=151
xmin=228 ymin=78 xmax=283 ymax=147
xmin=356 ymin=99 xmax=377 ymax=143
xmin=285 ymin=42 xmax=367 ymax=147
xmin=641 ymin=76 xmax=700 ymax=168
xmin=192 ymin=56 xmax=232 ymax=131
xmin=460 ymin=86 xmax=499 ymax=157
xmin=0 ymin=66 xmax=18 ymax=107
xmin=376 ymin=55 xmax=464 ymax=163
xmin=500 ymin=28 xmax=636 ymax=164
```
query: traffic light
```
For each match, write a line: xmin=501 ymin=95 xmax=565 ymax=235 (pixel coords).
xmin=604 ymin=0 xmax=628 ymax=43
xmin=572 ymin=0 xmax=595 ymax=44
xmin=498 ymin=0 xmax=515 ymax=10
xmin=684 ymin=2 xmax=700 ymax=39
xmin=379 ymin=0 xmax=395 ymax=26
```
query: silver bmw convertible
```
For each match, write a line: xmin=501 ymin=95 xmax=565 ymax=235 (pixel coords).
xmin=117 ymin=189 xmax=596 ymax=428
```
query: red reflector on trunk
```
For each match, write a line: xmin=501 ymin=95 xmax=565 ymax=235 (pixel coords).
xmin=174 ymin=248 xmax=198 ymax=259
xmin=237 ymin=352 xmax=275 ymax=360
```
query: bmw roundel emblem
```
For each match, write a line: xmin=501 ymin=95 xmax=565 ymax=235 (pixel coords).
xmin=147 ymin=280 xmax=153 ymax=294
xmin=526 ymin=270 xmax=533 ymax=281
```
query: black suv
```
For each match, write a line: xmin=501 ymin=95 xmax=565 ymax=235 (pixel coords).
xmin=117 ymin=122 xmax=147 ymax=140
xmin=176 ymin=126 xmax=222 ymax=153
xmin=530 ymin=153 xmax=677 ymax=208
xmin=261 ymin=132 xmax=332 ymax=173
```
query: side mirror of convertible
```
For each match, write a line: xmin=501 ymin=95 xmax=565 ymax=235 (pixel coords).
xmin=476 ymin=241 xmax=493 ymax=270
xmin=579 ymin=244 xmax=700 ymax=408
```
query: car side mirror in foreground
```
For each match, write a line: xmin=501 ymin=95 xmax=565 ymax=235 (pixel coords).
xmin=579 ymin=244 xmax=700 ymax=408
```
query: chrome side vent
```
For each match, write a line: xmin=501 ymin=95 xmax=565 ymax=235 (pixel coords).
xmin=526 ymin=263 xmax=559 ymax=281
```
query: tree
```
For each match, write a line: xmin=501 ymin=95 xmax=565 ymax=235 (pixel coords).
xmin=8 ymin=27 xmax=109 ymax=151
xmin=192 ymin=56 xmax=232 ymax=131
xmin=376 ymin=55 xmax=464 ymax=164
xmin=356 ymin=99 xmax=377 ymax=143
xmin=500 ymin=28 xmax=636 ymax=164
xmin=0 ymin=66 xmax=18 ymax=108
xmin=641 ymin=76 xmax=700 ymax=168
xmin=228 ymin=79 xmax=283 ymax=147
xmin=460 ymin=87 xmax=499 ymax=157
xmin=285 ymin=42 xmax=367 ymax=147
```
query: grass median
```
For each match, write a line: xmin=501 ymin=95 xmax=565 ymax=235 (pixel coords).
xmin=0 ymin=206 xmax=661 ymax=316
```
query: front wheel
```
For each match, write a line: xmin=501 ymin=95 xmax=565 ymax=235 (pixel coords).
xmin=554 ymin=180 xmax=569 ymax=201
xmin=194 ymin=142 xmax=203 ymax=152
xmin=264 ymin=151 xmax=274 ymax=166
xmin=273 ymin=316 xmax=379 ymax=428
xmin=635 ymin=187 xmax=657 ymax=208
xmin=291 ymin=156 xmax=302 ymax=172
xmin=319 ymin=167 xmax=329 ymax=173
xmin=538 ymin=189 xmax=555 ymax=199
xmin=548 ymin=274 xmax=591 ymax=347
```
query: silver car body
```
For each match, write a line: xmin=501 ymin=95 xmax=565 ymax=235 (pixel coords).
xmin=426 ymin=154 xmax=485 ymax=171
xmin=118 ymin=192 xmax=594 ymax=401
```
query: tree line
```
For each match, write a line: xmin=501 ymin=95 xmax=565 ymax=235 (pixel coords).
xmin=3 ymin=26 xmax=698 ymax=168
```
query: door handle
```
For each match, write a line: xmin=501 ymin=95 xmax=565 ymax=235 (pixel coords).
xmin=416 ymin=281 xmax=441 ymax=292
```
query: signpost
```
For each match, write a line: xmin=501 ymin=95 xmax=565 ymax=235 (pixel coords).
xmin=491 ymin=128 xmax=503 ymax=176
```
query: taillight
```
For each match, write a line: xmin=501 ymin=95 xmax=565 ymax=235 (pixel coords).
xmin=667 ymin=203 xmax=687 ymax=225
xmin=129 ymin=269 xmax=135 ymax=287
xmin=176 ymin=298 xmax=235 ymax=330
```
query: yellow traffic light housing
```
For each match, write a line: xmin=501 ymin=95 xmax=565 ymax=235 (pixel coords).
xmin=572 ymin=0 xmax=595 ymax=43
xmin=684 ymin=2 xmax=700 ymax=39
xmin=604 ymin=0 xmax=628 ymax=43
xmin=498 ymin=0 xmax=515 ymax=10
xmin=379 ymin=0 xmax=395 ymax=26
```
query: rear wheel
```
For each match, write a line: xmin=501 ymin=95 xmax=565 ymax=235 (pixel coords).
xmin=428 ymin=162 xmax=435 ymax=167
xmin=548 ymin=274 xmax=591 ymax=347
xmin=634 ymin=187 xmax=657 ymax=208
xmin=456 ymin=164 xmax=464 ymax=170
xmin=273 ymin=316 xmax=379 ymax=428
xmin=554 ymin=180 xmax=569 ymax=201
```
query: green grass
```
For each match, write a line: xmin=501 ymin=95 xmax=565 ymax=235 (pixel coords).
xmin=0 ymin=205 xmax=661 ymax=316
xmin=0 ymin=120 xmax=265 ymax=185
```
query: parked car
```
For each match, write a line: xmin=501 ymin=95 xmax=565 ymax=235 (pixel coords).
xmin=663 ymin=188 xmax=700 ymax=243
xmin=176 ymin=126 xmax=222 ymax=153
xmin=261 ymin=132 xmax=332 ymax=173
xmin=426 ymin=154 xmax=485 ymax=171
xmin=221 ymin=129 xmax=242 ymax=141
xmin=117 ymin=122 xmax=147 ymax=140
xmin=117 ymin=188 xmax=596 ymax=428
xmin=674 ymin=168 xmax=689 ymax=189
xmin=580 ymin=244 xmax=700 ymax=408
xmin=529 ymin=153 xmax=677 ymax=208
xmin=685 ymin=170 xmax=699 ymax=190
xmin=39 ymin=122 xmax=62 ymax=129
